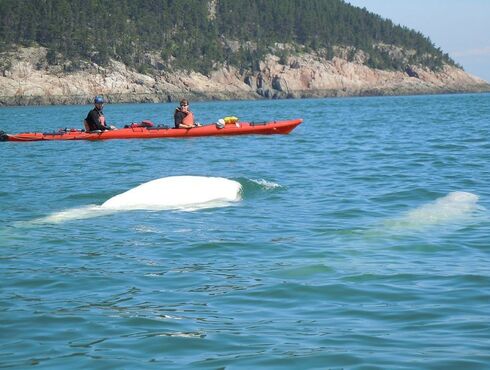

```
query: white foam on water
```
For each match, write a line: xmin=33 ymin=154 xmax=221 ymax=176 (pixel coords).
xmin=30 ymin=176 xmax=242 ymax=224
xmin=385 ymin=191 xmax=481 ymax=230
xmin=250 ymin=178 xmax=282 ymax=189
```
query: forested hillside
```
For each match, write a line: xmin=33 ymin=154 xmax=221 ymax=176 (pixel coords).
xmin=0 ymin=0 xmax=455 ymax=74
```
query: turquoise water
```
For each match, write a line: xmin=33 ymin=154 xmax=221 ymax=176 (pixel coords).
xmin=1 ymin=94 xmax=490 ymax=369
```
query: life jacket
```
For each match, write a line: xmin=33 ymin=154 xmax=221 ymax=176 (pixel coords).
xmin=99 ymin=113 xmax=106 ymax=126
xmin=182 ymin=111 xmax=194 ymax=125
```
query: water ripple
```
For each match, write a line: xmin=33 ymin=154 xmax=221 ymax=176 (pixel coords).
xmin=1 ymin=94 xmax=490 ymax=369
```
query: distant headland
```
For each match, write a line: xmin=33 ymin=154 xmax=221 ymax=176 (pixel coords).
xmin=0 ymin=0 xmax=488 ymax=106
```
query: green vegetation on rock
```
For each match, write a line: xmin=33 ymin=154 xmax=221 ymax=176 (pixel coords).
xmin=0 ymin=0 xmax=457 ymax=74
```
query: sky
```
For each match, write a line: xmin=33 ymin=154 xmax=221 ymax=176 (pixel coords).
xmin=345 ymin=0 xmax=490 ymax=82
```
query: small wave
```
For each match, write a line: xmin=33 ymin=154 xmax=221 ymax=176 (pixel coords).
xmin=249 ymin=178 xmax=282 ymax=190
xmin=237 ymin=178 xmax=283 ymax=199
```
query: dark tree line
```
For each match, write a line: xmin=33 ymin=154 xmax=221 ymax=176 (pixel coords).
xmin=0 ymin=0 xmax=455 ymax=74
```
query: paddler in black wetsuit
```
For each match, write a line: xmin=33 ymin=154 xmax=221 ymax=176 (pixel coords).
xmin=84 ymin=96 xmax=114 ymax=131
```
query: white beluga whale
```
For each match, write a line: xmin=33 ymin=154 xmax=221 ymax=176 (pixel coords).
xmin=384 ymin=191 xmax=481 ymax=231
xmin=32 ymin=176 xmax=242 ymax=224
xmin=101 ymin=176 xmax=242 ymax=211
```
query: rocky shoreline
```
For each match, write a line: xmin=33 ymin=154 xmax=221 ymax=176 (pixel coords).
xmin=1 ymin=47 xmax=489 ymax=106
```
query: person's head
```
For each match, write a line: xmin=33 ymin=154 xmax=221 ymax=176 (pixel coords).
xmin=180 ymin=99 xmax=189 ymax=110
xmin=94 ymin=96 xmax=104 ymax=109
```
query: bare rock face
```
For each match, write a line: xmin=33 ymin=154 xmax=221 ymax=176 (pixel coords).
xmin=0 ymin=46 xmax=488 ymax=105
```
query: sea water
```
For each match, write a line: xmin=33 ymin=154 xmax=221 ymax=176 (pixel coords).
xmin=1 ymin=93 xmax=489 ymax=369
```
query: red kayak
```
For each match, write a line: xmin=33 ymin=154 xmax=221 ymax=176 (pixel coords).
xmin=0 ymin=118 xmax=302 ymax=142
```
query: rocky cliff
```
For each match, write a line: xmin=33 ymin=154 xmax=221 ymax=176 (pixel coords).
xmin=0 ymin=46 xmax=488 ymax=105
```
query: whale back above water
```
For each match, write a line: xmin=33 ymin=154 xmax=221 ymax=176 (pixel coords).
xmin=32 ymin=176 xmax=242 ymax=224
xmin=101 ymin=176 xmax=242 ymax=211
